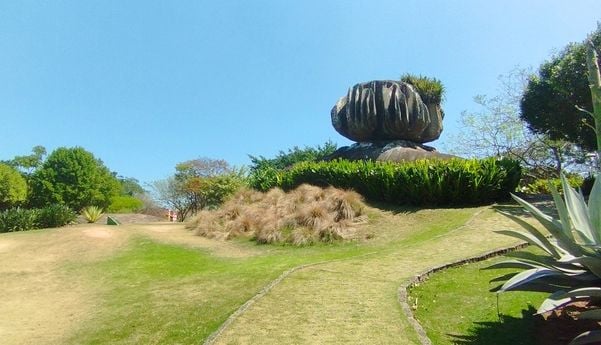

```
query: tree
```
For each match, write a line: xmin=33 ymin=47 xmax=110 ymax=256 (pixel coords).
xmin=153 ymin=158 xmax=245 ymax=221
xmin=248 ymin=140 xmax=337 ymax=172
xmin=447 ymin=68 xmax=587 ymax=178
xmin=0 ymin=163 xmax=27 ymax=209
xmin=2 ymin=145 xmax=46 ymax=176
xmin=520 ymin=25 xmax=601 ymax=151
xmin=29 ymin=147 xmax=120 ymax=210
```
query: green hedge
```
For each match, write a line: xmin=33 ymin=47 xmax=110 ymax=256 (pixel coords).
xmin=0 ymin=205 xmax=76 ymax=233
xmin=250 ymin=158 xmax=520 ymax=206
xmin=107 ymin=195 xmax=144 ymax=213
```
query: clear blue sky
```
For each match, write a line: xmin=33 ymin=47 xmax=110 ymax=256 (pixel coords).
xmin=1 ymin=1 xmax=600 ymax=184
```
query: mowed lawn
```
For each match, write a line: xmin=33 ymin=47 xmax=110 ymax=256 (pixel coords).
xmin=0 ymin=204 xmax=536 ymax=345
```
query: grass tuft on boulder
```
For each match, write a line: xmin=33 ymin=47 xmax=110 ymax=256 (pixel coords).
xmin=186 ymin=185 xmax=367 ymax=245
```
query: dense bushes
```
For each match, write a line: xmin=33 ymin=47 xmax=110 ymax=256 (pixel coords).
xmin=0 ymin=205 xmax=76 ymax=233
xmin=250 ymin=158 xmax=520 ymax=206
xmin=108 ymin=195 xmax=144 ymax=213
xmin=520 ymin=175 xmax=584 ymax=194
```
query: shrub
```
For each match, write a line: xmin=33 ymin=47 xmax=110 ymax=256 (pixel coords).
xmin=37 ymin=204 xmax=76 ymax=228
xmin=400 ymin=73 xmax=445 ymax=105
xmin=254 ymin=158 xmax=520 ymax=206
xmin=107 ymin=195 xmax=144 ymax=213
xmin=520 ymin=175 xmax=584 ymax=194
xmin=187 ymin=185 xmax=367 ymax=245
xmin=82 ymin=206 xmax=104 ymax=223
xmin=0 ymin=208 xmax=39 ymax=232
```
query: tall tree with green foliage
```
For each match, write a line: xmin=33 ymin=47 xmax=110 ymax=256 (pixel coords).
xmin=248 ymin=140 xmax=337 ymax=172
xmin=29 ymin=147 xmax=120 ymax=211
xmin=0 ymin=163 xmax=28 ymax=210
xmin=2 ymin=145 xmax=46 ymax=176
xmin=153 ymin=158 xmax=245 ymax=221
xmin=521 ymin=25 xmax=601 ymax=151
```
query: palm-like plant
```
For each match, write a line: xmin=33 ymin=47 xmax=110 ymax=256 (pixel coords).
xmin=82 ymin=206 xmax=104 ymax=223
xmin=491 ymin=174 xmax=601 ymax=344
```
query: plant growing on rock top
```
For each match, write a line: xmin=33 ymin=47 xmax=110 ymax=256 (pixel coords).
xmin=400 ymin=73 xmax=445 ymax=105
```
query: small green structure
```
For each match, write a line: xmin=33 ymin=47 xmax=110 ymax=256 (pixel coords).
xmin=106 ymin=216 xmax=120 ymax=226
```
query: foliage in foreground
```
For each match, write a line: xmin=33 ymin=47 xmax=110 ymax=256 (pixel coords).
xmin=0 ymin=205 xmax=76 ymax=232
xmin=187 ymin=184 xmax=367 ymax=245
xmin=490 ymin=174 xmax=601 ymax=344
xmin=251 ymin=158 xmax=521 ymax=206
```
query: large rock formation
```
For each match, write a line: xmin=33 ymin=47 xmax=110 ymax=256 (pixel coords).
xmin=331 ymin=80 xmax=443 ymax=143
xmin=326 ymin=140 xmax=456 ymax=162
xmin=328 ymin=79 xmax=455 ymax=163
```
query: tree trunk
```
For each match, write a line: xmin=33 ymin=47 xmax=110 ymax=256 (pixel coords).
xmin=585 ymin=41 xmax=601 ymax=170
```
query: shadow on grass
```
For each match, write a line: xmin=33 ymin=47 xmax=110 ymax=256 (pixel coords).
xmin=450 ymin=306 xmax=538 ymax=345
xmin=364 ymin=200 xmax=420 ymax=214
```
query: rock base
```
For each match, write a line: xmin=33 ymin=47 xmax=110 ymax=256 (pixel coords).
xmin=325 ymin=140 xmax=457 ymax=162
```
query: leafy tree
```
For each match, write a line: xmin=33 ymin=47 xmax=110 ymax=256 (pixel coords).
xmin=248 ymin=140 xmax=337 ymax=172
xmin=29 ymin=147 xmax=120 ymax=210
xmin=117 ymin=176 xmax=146 ymax=196
xmin=520 ymin=25 xmax=601 ymax=151
xmin=0 ymin=163 xmax=28 ymax=209
xmin=153 ymin=158 xmax=245 ymax=221
xmin=448 ymin=68 xmax=588 ymax=179
xmin=2 ymin=145 xmax=46 ymax=176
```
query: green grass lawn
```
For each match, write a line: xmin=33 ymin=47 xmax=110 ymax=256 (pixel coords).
xmin=0 ymin=205 xmax=533 ymax=344
xmin=409 ymin=248 xmax=547 ymax=345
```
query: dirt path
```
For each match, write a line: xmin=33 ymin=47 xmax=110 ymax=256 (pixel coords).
xmin=209 ymin=208 xmax=523 ymax=345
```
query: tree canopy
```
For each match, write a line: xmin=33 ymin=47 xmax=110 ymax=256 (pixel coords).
xmin=0 ymin=163 xmax=28 ymax=209
xmin=520 ymin=25 xmax=601 ymax=151
xmin=29 ymin=147 xmax=120 ymax=210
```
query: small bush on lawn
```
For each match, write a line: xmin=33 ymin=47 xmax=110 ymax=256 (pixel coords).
xmin=82 ymin=206 xmax=104 ymax=223
xmin=107 ymin=195 xmax=144 ymax=213
xmin=251 ymin=158 xmax=520 ymax=206
xmin=187 ymin=185 xmax=367 ymax=245
xmin=0 ymin=208 xmax=39 ymax=232
xmin=37 ymin=204 xmax=76 ymax=228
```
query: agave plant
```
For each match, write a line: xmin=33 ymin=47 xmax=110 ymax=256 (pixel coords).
xmin=490 ymin=174 xmax=601 ymax=344
xmin=82 ymin=206 xmax=104 ymax=223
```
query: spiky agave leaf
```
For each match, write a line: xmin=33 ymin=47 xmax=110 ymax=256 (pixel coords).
xmin=511 ymin=193 xmax=584 ymax=257
xmin=588 ymin=175 xmax=601 ymax=240
xmin=538 ymin=287 xmax=601 ymax=314
xmin=497 ymin=268 xmax=569 ymax=293
xmin=560 ymin=174 xmax=598 ymax=244
xmin=570 ymin=331 xmax=601 ymax=345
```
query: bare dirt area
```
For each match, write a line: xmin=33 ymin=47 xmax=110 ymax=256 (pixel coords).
xmin=0 ymin=220 xmax=262 ymax=345
xmin=0 ymin=226 xmax=132 ymax=345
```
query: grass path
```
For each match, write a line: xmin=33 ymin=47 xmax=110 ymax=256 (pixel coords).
xmin=0 ymin=205 xmax=532 ymax=344
xmin=210 ymin=208 xmax=524 ymax=345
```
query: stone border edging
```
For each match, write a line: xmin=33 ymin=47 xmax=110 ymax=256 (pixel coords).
xmin=397 ymin=241 xmax=529 ymax=345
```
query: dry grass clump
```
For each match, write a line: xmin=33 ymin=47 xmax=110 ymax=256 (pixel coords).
xmin=186 ymin=184 xmax=368 ymax=245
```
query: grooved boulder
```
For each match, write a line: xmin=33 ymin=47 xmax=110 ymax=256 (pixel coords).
xmin=331 ymin=80 xmax=443 ymax=143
